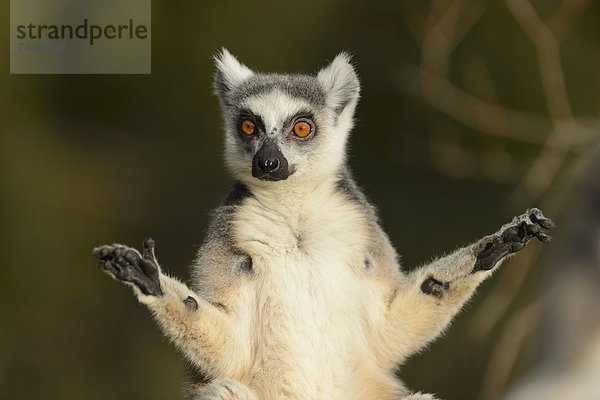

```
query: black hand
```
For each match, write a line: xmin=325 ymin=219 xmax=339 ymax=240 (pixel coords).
xmin=473 ymin=208 xmax=554 ymax=272
xmin=92 ymin=238 xmax=163 ymax=296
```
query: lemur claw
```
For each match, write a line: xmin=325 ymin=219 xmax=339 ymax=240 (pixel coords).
xmin=93 ymin=239 xmax=163 ymax=296
xmin=473 ymin=208 xmax=554 ymax=272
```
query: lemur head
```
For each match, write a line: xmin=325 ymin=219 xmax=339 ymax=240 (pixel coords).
xmin=213 ymin=49 xmax=360 ymax=188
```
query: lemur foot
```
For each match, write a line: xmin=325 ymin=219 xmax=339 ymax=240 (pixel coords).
xmin=473 ymin=208 xmax=554 ymax=272
xmin=92 ymin=238 xmax=163 ymax=296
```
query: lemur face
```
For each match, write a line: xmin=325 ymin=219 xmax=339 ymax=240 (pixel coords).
xmin=213 ymin=49 xmax=360 ymax=186
xmin=231 ymin=80 xmax=323 ymax=182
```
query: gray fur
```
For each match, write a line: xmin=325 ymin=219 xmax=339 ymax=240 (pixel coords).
xmin=92 ymin=50 xmax=553 ymax=400
xmin=190 ymin=183 xmax=254 ymax=301
xmin=335 ymin=168 xmax=378 ymax=220
xmin=225 ymin=74 xmax=326 ymax=110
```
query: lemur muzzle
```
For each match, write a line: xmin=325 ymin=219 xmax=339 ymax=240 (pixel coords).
xmin=252 ymin=139 xmax=290 ymax=181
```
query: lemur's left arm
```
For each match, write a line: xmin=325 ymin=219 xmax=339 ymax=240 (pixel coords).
xmin=380 ymin=208 xmax=553 ymax=360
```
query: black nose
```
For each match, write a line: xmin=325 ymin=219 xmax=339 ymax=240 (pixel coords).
xmin=262 ymin=158 xmax=280 ymax=173
xmin=252 ymin=139 xmax=290 ymax=181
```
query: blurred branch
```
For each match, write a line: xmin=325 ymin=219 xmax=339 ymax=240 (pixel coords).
xmin=468 ymin=245 xmax=541 ymax=340
xmin=505 ymin=124 xmax=571 ymax=206
xmin=471 ymin=0 xmax=598 ymax=339
xmin=397 ymin=0 xmax=598 ymax=176
xmin=478 ymin=296 xmax=545 ymax=400
xmin=397 ymin=66 xmax=554 ymax=145
xmin=397 ymin=0 xmax=600 ymax=396
xmin=504 ymin=0 xmax=589 ymax=206
xmin=420 ymin=0 xmax=486 ymax=78
xmin=460 ymin=55 xmax=501 ymax=106
xmin=469 ymin=137 xmax=599 ymax=340
xmin=474 ymin=0 xmax=597 ymax=380
xmin=505 ymin=0 xmax=572 ymax=122
xmin=393 ymin=129 xmax=552 ymax=183
xmin=546 ymin=0 xmax=591 ymax=42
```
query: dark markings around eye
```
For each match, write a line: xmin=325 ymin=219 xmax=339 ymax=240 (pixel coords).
xmin=285 ymin=111 xmax=317 ymax=140
xmin=237 ymin=111 xmax=266 ymax=139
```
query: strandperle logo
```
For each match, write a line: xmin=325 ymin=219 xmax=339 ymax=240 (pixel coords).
xmin=10 ymin=0 xmax=151 ymax=74
xmin=15 ymin=19 xmax=149 ymax=46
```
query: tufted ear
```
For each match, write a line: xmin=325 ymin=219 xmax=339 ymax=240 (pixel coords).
xmin=317 ymin=52 xmax=361 ymax=114
xmin=213 ymin=48 xmax=255 ymax=100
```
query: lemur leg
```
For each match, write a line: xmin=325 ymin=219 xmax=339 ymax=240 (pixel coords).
xmin=188 ymin=379 xmax=258 ymax=400
xmin=383 ymin=208 xmax=553 ymax=358
xmin=93 ymin=239 xmax=245 ymax=377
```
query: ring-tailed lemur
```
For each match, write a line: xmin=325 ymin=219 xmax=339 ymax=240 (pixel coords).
xmin=93 ymin=49 xmax=553 ymax=400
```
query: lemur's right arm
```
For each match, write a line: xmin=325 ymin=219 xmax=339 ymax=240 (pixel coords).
xmin=92 ymin=239 xmax=248 ymax=378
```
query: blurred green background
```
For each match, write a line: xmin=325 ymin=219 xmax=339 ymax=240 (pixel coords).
xmin=1 ymin=0 xmax=599 ymax=399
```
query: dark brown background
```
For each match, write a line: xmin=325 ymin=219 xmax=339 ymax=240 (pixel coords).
xmin=1 ymin=0 xmax=599 ymax=399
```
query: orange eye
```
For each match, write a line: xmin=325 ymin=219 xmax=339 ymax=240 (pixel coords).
xmin=293 ymin=121 xmax=312 ymax=138
xmin=241 ymin=120 xmax=255 ymax=135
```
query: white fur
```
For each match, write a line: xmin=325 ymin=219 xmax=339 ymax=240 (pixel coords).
xmin=233 ymin=184 xmax=386 ymax=398
xmin=224 ymin=89 xmax=350 ymax=187
xmin=136 ymin=177 xmax=502 ymax=399
xmin=125 ymin=52 xmax=520 ymax=400
xmin=215 ymin=48 xmax=255 ymax=89
xmin=317 ymin=52 xmax=361 ymax=112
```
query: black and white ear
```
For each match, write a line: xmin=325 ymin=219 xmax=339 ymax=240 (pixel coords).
xmin=317 ymin=52 xmax=360 ymax=114
xmin=213 ymin=48 xmax=254 ymax=100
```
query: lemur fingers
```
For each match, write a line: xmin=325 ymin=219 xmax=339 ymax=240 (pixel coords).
xmin=473 ymin=208 xmax=554 ymax=272
xmin=141 ymin=237 xmax=159 ymax=264
xmin=93 ymin=239 xmax=163 ymax=296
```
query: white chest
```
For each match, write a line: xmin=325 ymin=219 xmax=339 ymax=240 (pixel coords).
xmin=230 ymin=189 xmax=380 ymax=397
xmin=233 ymin=188 xmax=369 ymax=264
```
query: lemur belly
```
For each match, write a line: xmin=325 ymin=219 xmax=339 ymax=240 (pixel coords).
xmin=249 ymin=255 xmax=371 ymax=399
xmin=231 ymin=191 xmax=381 ymax=398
